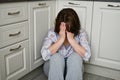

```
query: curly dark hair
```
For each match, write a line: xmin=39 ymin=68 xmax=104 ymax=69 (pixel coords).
xmin=54 ymin=8 xmax=81 ymax=36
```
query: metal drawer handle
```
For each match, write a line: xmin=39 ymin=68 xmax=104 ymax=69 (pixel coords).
xmin=108 ymin=4 xmax=120 ymax=7
xmin=9 ymin=31 xmax=21 ymax=37
xmin=38 ymin=3 xmax=46 ymax=6
xmin=68 ymin=2 xmax=80 ymax=5
xmin=8 ymin=11 xmax=20 ymax=15
xmin=10 ymin=45 xmax=21 ymax=51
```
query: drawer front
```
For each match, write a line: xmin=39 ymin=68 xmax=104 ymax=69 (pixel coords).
xmin=0 ymin=21 xmax=29 ymax=48
xmin=0 ymin=2 xmax=28 ymax=26
xmin=0 ymin=40 xmax=30 ymax=80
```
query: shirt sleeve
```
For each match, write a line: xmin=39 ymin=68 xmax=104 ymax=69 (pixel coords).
xmin=79 ymin=29 xmax=91 ymax=61
xmin=41 ymin=29 xmax=56 ymax=61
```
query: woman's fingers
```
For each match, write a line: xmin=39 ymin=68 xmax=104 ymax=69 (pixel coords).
xmin=66 ymin=31 xmax=74 ymax=39
xmin=60 ymin=22 xmax=66 ymax=31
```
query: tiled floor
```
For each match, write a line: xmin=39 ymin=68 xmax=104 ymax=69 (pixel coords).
xmin=20 ymin=65 xmax=114 ymax=80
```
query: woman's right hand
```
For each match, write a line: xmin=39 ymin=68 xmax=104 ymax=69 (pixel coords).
xmin=59 ymin=22 xmax=66 ymax=41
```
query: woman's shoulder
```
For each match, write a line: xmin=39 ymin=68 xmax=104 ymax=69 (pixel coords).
xmin=47 ymin=27 xmax=57 ymax=40
xmin=77 ymin=28 xmax=89 ymax=41
xmin=79 ymin=28 xmax=87 ymax=34
xmin=48 ymin=27 xmax=56 ymax=35
xmin=78 ymin=27 xmax=88 ymax=38
xmin=48 ymin=27 xmax=54 ymax=32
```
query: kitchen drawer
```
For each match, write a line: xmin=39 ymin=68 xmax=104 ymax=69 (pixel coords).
xmin=0 ymin=21 xmax=29 ymax=48
xmin=0 ymin=2 xmax=28 ymax=26
xmin=0 ymin=40 xmax=30 ymax=80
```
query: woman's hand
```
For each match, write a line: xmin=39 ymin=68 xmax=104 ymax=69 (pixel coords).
xmin=66 ymin=31 xmax=86 ymax=57
xmin=66 ymin=31 xmax=74 ymax=42
xmin=59 ymin=22 xmax=66 ymax=41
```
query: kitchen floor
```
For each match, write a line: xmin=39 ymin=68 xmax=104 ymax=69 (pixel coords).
xmin=19 ymin=65 xmax=114 ymax=80
xmin=33 ymin=73 xmax=114 ymax=80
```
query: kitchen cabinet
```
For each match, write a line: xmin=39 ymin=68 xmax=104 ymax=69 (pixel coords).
xmin=0 ymin=40 xmax=29 ymax=80
xmin=0 ymin=2 xmax=29 ymax=80
xmin=88 ymin=2 xmax=120 ymax=80
xmin=91 ymin=2 xmax=120 ymax=70
xmin=56 ymin=1 xmax=93 ymax=41
xmin=28 ymin=1 xmax=56 ymax=71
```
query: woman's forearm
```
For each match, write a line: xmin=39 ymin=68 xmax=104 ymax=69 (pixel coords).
xmin=69 ymin=39 xmax=86 ymax=57
xmin=49 ymin=38 xmax=64 ymax=54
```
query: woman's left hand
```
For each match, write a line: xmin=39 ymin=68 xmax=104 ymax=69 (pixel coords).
xmin=66 ymin=31 xmax=74 ymax=42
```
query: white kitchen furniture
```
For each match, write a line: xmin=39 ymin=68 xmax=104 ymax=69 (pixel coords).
xmin=0 ymin=2 xmax=28 ymax=26
xmin=90 ymin=2 xmax=120 ymax=79
xmin=0 ymin=2 xmax=30 ymax=80
xmin=0 ymin=40 xmax=29 ymax=80
xmin=56 ymin=1 xmax=93 ymax=41
xmin=56 ymin=1 xmax=120 ymax=80
xmin=0 ymin=1 xmax=56 ymax=79
xmin=28 ymin=1 xmax=56 ymax=71
xmin=91 ymin=1 xmax=120 ymax=71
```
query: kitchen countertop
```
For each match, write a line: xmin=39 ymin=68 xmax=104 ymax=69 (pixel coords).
xmin=0 ymin=0 xmax=120 ymax=3
xmin=0 ymin=0 xmax=55 ymax=3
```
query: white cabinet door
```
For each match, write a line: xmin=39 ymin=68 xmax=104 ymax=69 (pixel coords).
xmin=91 ymin=2 xmax=120 ymax=70
xmin=56 ymin=1 xmax=93 ymax=41
xmin=0 ymin=40 xmax=29 ymax=80
xmin=29 ymin=1 xmax=55 ymax=70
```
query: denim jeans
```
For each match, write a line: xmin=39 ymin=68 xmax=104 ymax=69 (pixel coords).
xmin=43 ymin=53 xmax=83 ymax=80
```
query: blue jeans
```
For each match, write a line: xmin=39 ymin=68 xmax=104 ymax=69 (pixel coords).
xmin=43 ymin=53 xmax=83 ymax=80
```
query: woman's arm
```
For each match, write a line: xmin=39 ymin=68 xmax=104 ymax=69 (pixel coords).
xmin=49 ymin=22 xmax=66 ymax=54
xmin=68 ymin=38 xmax=86 ymax=57
xmin=41 ymin=30 xmax=55 ymax=61
xmin=41 ymin=22 xmax=66 ymax=61
xmin=66 ymin=30 xmax=91 ymax=61
xmin=49 ymin=38 xmax=64 ymax=54
xmin=66 ymin=31 xmax=85 ymax=57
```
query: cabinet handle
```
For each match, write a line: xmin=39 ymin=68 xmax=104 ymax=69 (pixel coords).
xmin=38 ymin=3 xmax=46 ymax=6
xmin=10 ymin=45 xmax=21 ymax=51
xmin=9 ymin=31 xmax=21 ymax=37
xmin=68 ymin=2 xmax=80 ymax=5
xmin=108 ymin=4 xmax=120 ymax=7
xmin=8 ymin=11 xmax=20 ymax=15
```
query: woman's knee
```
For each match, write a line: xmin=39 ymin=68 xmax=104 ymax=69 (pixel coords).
xmin=67 ymin=53 xmax=83 ymax=66
xmin=50 ymin=53 xmax=65 ymax=66
xmin=67 ymin=53 xmax=83 ymax=74
xmin=50 ymin=53 xmax=64 ymax=61
xmin=44 ymin=53 xmax=65 ymax=77
xmin=50 ymin=53 xmax=62 ymax=58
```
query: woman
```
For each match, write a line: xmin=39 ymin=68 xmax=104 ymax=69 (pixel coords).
xmin=41 ymin=8 xmax=91 ymax=80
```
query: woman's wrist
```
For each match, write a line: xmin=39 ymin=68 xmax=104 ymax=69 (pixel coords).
xmin=68 ymin=38 xmax=75 ymax=44
xmin=58 ymin=37 xmax=65 ymax=44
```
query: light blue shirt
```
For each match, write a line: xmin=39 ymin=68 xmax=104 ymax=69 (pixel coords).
xmin=41 ymin=28 xmax=91 ymax=61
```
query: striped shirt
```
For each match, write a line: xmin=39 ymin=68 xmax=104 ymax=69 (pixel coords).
xmin=41 ymin=28 xmax=91 ymax=61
